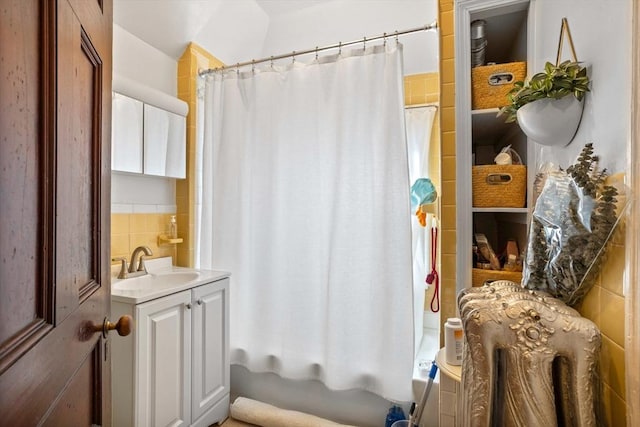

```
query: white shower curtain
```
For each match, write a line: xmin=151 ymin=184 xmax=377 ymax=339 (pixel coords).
xmin=405 ymin=106 xmax=437 ymax=355
xmin=196 ymin=45 xmax=414 ymax=401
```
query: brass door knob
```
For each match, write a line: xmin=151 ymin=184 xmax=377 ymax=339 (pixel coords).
xmin=95 ymin=316 xmax=133 ymax=338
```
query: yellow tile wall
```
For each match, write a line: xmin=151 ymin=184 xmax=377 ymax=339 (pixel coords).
xmin=577 ymin=179 xmax=627 ymax=426
xmin=176 ymin=43 xmax=224 ymax=267
xmin=438 ymin=0 xmax=456 ymax=344
xmin=405 ymin=73 xmax=439 ymax=106
xmin=110 ymin=213 xmax=177 ymax=262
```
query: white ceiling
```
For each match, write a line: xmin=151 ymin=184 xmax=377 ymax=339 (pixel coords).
xmin=113 ymin=0 xmax=328 ymax=60
xmin=113 ymin=0 xmax=439 ymax=74
xmin=254 ymin=0 xmax=327 ymax=16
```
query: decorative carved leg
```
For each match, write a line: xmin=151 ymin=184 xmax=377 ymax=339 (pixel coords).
xmin=502 ymin=349 xmax=557 ymax=427
xmin=462 ymin=314 xmax=496 ymax=427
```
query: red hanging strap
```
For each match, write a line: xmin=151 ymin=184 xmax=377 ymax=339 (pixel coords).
xmin=425 ymin=225 xmax=439 ymax=312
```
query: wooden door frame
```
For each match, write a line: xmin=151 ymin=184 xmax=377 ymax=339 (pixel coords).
xmin=627 ymin=0 xmax=639 ymax=425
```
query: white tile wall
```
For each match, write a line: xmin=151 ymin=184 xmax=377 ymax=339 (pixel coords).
xmin=112 ymin=172 xmax=177 ymax=214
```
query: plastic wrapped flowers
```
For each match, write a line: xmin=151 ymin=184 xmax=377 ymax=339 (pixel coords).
xmin=522 ymin=143 xmax=627 ymax=306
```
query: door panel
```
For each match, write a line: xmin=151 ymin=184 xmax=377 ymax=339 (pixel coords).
xmin=56 ymin=2 xmax=103 ymax=320
xmin=192 ymin=280 xmax=230 ymax=422
xmin=42 ymin=344 xmax=103 ymax=427
xmin=0 ymin=0 xmax=113 ymax=425
xmin=0 ymin=0 xmax=54 ymax=373
xmin=137 ymin=291 xmax=191 ymax=427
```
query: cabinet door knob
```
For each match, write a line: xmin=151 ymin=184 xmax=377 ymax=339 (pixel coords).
xmin=197 ymin=299 xmax=203 ymax=305
xmin=185 ymin=303 xmax=192 ymax=310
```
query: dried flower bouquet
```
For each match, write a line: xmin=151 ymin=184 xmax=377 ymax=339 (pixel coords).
xmin=523 ymin=143 xmax=625 ymax=306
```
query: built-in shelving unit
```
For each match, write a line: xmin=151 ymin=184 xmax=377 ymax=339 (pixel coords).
xmin=455 ymin=0 xmax=534 ymax=292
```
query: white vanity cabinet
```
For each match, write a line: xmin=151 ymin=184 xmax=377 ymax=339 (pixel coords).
xmin=136 ymin=290 xmax=192 ymax=427
xmin=191 ymin=281 xmax=229 ymax=424
xmin=112 ymin=277 xmax=230 ymax=427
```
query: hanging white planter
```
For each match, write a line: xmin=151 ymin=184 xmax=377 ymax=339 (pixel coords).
xmin=516 ymin=96 xmax=584 ymax=147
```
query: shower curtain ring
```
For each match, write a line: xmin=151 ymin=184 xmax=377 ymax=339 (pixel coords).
xmin=292 ymin=51 xmax=296 ymax=63
xmin=251 ymin=60 xmax=255 ymax=74
xmin=395 ymin=30 xmax=399 ymax=45
xmin=236 ymin=63 xmax=240 ymax=76
xmin=383 ymin=32 xmax=387 ymax=46
xmin=338 ymin=42 xmax=342 ymax=55
xmin=315 ymin=46 xmax=319 ymax=61
xmin=362 ymin=36 xmax=367 ymax=50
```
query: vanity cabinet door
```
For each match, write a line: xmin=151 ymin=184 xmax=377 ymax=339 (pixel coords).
xmin=112 ymin=92 xmax=143 ymax=173
xmin=144 ymin=103 xmax=186 ymax=178
xmin=191 ymin=279 xmax=230 ymax=425
xmin=136 ymin=290 xmax=192 ymax=427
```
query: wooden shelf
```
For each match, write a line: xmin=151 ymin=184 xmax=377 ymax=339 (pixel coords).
xmin=472 ymin=207 xmax=528 ymax=214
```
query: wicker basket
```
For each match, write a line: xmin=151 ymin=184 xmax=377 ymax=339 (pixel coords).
xmin=472 ymin=268 xmax=523 ymax=287
xmin=471 ymin=61 xmax=526 ymax=110
xmin=472 ymin=165 xmax=526 ymax=208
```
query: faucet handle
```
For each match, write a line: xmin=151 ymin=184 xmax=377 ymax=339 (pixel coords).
xmin=111 ymin=257 xmax=128 ymax=279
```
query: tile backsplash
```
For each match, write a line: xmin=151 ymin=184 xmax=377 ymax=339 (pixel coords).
xmin=111 ymin=213 xmax=177 ymax=263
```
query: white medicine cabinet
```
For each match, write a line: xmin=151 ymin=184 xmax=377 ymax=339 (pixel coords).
xmin=143 ymin=103 xmax=187 ymax=178
xmin=111 ymin=75 xmax=188 ymax=179
xmin=112 ymin=92 xmax=144 ymax=174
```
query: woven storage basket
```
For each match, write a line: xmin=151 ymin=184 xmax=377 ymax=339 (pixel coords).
xmin=472 ymin=165 xmax=526 ymax=208
xmin=471 ymin=61 xmax=526 ymax=110
xmin=472 ymin=268 xmax=523 ymax=287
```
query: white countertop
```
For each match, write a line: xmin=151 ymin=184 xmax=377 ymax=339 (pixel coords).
xmin=111 ymin=257 xmax=230 ymax=305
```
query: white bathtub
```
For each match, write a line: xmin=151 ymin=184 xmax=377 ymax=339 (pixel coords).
xmin=229 ymin=327 xmax=441 ymax=427
xmin=412 ymin=327 xmax=441 ymax=427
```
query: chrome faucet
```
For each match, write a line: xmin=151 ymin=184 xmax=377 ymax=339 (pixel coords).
xmin=129 ymin=246 xmax=153 ymax=274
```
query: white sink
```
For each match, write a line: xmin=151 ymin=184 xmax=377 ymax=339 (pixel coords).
xmin=111 ymin=257 xmax=230 ymax=304
xmin=113 ymin=271 xmax=200 ymax=292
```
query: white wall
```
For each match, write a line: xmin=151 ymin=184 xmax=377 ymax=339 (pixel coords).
xmin=112 ymin=24 xmax=179 ymax=213
xmin=532 ymin=0 xmax=632 ymax=173
xmin=113 ymin=24 xmax=178 ymax=96
xmin=260 ymin=0 xmax=439 ymax=75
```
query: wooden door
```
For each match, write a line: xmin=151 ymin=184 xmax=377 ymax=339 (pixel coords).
xmin=0 ymin=0 xmax=113 ymax=425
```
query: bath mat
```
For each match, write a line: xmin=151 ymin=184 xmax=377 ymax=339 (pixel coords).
xmin=230 ymin=397 xmax=357 ymax=427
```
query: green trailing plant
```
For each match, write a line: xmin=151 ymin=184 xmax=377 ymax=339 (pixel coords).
xmin=523 ymin=144 xmax=621 ymax=306
xmin=499 ymin=60 xmax=590 ymax=123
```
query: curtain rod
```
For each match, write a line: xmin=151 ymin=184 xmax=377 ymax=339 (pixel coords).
xmin=198 ymin=20 xmax=438 ymax=76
